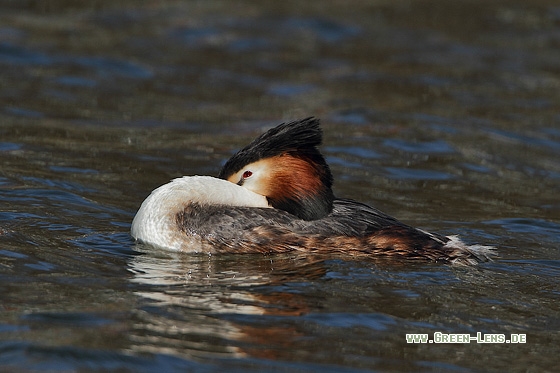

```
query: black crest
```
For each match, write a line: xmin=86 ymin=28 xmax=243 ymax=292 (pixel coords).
xmin=218 ymin=117 xmax=331 ymax=184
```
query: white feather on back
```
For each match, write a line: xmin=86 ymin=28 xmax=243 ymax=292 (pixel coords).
xmin=131 ymin=176 xmax=270 ymax=251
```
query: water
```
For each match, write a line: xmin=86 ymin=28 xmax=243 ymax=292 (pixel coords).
xmin=1 ymin=1 xmax=559 ymax=371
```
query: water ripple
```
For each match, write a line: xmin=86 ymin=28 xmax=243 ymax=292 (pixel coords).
xmin=0 ymin=42 xmax=52 ymax=65
xmin=384 ymin=167 xmax=454 ymax=180
xmin=383 ymin=139 xmax=456 ymax=154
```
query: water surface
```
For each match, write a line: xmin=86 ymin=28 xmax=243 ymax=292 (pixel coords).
xmin=1 ymin=1 xmax=559 ymax=372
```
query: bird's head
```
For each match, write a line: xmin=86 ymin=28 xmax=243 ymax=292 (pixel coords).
xmin=218 ymin=117 xmax=334 ymax=220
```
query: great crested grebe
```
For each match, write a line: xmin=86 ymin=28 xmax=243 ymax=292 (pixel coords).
xmin=131 ymin=117 xmax=495 ymax=265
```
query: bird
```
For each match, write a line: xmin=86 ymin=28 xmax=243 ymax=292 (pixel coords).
xmin=131 ymin=117 xmax=495 ymax=265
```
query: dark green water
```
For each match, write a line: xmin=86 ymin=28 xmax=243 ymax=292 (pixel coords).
xmin=1 ymin=1 xmax=559 ymax=372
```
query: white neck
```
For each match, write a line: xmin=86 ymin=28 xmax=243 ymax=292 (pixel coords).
xmin=131 ymin=175 xmax=270 ymax=250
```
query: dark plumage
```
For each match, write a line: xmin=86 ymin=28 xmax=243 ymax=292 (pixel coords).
xmin=176 ymin=199 xmax=491 ymax=264
xmin=213 ymin=117 xmax=495 ymax=265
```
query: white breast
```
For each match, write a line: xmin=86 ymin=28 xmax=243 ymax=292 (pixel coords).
xmin=131 ymin=175 xmax=270 ymax=251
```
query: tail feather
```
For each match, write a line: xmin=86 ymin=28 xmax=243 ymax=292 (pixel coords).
xmin=444 ymin=235 xmax=497 ymax=266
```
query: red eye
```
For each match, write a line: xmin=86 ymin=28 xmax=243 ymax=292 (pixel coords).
xmin=242 ymin=170 xmax=253 ymax=179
